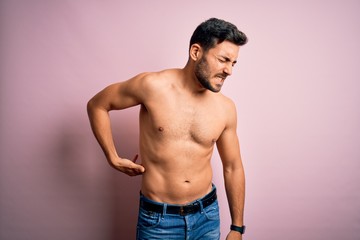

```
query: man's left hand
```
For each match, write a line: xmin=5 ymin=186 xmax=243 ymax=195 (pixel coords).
xmin=226 ymin=230 xmax=243 ymax=240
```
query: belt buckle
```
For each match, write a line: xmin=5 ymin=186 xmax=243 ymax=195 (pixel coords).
xmin=180 ymin=206 xmax=186 ymax=216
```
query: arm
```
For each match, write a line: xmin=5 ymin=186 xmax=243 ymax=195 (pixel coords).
xmin=87 ymin=73 xmax=148 ymax=176
xmin=217 ymin=101 xmax=245 ymax=239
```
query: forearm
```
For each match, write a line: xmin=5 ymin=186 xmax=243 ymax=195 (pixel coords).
xmin=87 ymin=101 xmax=118 ymax=163
xmin=224 ymin=166 xmax=245 ymax=226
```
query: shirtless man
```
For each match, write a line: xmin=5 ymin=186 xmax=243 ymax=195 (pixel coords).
xmin=87 ymin=18 xmax=247 ymax=239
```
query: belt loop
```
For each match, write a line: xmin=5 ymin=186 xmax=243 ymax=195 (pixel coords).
xmin=162 ymin=203 xmax=167 ymax=219
xmin=198 ymin=200 xmax=204 ymax=214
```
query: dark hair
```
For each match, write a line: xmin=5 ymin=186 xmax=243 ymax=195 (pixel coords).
xmin=189 ymin=18 xmax=248 ymax=52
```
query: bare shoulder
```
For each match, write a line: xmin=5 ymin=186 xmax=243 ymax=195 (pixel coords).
xmin=214 ymin=93 xmax=237 ymax=126
xmin=122 ymin=69 xmax=179 ymax=101
xmin=145 ymin=69 xmax=180 ymax=86
xmin=216 ymin=93 xmax=237 ymax=113
xmin=135 ymin=69 xmax=179 ymax=91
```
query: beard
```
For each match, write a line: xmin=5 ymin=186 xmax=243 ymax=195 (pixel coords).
xmin=194 ymin=56 xmax=220 ymax=93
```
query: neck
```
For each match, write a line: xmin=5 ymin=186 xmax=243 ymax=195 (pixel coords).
xmin=181 ymin=61 xmax=207 ymax=94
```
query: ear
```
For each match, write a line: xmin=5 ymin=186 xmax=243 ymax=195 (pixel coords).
xmin=189 ymin=43 xmax=202 ymax=61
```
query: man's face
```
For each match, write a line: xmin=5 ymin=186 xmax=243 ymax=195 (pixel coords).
xmin=195 ymin=41 xmax=240 ymax=92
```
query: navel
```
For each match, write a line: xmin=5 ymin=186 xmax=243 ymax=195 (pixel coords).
xmin=184 ymin=180 xmax=190 ymax=183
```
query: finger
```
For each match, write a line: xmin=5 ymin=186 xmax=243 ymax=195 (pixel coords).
xmin=132 ymin=154 xmax=139 ymax=163
xmin=133 ymin=163 xmax=145 ymax=173
xmin=128 ymin=166 xmax=145 ymax=176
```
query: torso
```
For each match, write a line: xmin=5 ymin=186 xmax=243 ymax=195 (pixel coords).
xmin=138 ymin=69 xmax=230 ymax=204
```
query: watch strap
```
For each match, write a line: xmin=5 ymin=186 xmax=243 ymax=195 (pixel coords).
xmin=230 ymin=224 xmax=246 ymax=234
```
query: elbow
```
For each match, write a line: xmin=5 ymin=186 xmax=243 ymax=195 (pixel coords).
xmin=223 ymin=161 xmax=244 ymax=175
xmin=87 ymin=98 xmax=95 ymax=115
xmin=87 ymin=97 xmax=102 ymax=116
xmin=87 ymin=97 xmax=109 ymax=116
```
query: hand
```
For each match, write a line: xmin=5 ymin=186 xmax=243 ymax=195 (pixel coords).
xmin=226 ymin=231 xmax=242 ymax=240
xmin=110 ymin=154 xmax=145 ymax=176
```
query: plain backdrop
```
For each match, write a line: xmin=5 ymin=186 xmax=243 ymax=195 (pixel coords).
xmin=1 ymin=0 xmax=359 ymax=239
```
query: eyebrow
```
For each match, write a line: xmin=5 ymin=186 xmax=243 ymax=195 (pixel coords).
xmin=220 ymin=55 xmax=237 ymax=65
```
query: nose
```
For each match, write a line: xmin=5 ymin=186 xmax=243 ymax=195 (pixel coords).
xmin=223 ymin=63 xmax=233 ymax=76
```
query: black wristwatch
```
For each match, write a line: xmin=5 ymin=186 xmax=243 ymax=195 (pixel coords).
xmin=230 ymin=224 xmax=246 ymax=234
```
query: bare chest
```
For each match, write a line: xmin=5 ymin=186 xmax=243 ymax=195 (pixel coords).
xmin=141 ymin=94 xmax=226 ymax=145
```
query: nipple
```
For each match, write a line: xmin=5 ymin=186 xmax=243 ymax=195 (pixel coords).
xmin=158 ymin=127 xmax=164 ymax=132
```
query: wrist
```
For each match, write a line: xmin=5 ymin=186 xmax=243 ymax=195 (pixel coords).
xmin=230 ymin=224 xmax=246 ymax=234
xmin=107 ymin=154 xmax=121 ymax=165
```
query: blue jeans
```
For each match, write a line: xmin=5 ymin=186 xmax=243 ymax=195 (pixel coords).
xmin=136 ymin=187 xmax=220 ymax=240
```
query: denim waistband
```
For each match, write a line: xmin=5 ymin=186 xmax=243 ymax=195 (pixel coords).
xmin=139 ymin=185 xmax=217 ymax=216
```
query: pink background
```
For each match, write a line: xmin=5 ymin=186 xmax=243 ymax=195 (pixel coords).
xmin=1 ymin=0 xmax=359 ymax=239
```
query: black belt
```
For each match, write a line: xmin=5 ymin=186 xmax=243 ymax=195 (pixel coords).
xmin=140 ymin=188 xmax=217 ymax=216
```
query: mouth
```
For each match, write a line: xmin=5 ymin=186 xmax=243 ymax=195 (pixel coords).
xmin=216 ymin=74 xmax=227 ymax=80
xmin=215 ymin=75 xmax=226 ymax=85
